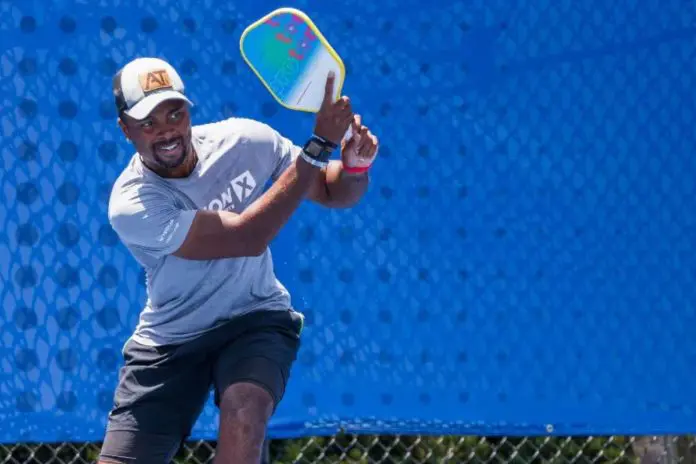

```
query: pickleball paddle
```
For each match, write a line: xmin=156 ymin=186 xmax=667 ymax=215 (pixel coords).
xmin=240 ymin=7 xmax=346 ymax=114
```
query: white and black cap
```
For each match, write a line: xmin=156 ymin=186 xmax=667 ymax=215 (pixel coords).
xmin=113 ymin=57 xmax=193 ymax=120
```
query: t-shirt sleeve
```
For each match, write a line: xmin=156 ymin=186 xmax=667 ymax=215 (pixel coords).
xmin=108 ymin=181 xmax=196 ymax=260
xmin=267 ymin=125 xmax=303 ymax=181
xmin=225 ymin=117 xmax=304 ymax=182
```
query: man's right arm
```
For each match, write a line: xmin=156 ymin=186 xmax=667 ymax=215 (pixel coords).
xmin=174 ymin=71 xmax=353 ymax=261
xmin=173 ymin=156 xmax=321 ymax=260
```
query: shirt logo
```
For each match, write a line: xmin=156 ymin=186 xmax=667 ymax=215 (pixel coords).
xmin=206 ymin=171 xmax=257 ymax=211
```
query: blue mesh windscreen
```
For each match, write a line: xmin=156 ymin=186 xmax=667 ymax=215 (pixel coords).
xmin=1 ymin=0 xmax=695 ymax=443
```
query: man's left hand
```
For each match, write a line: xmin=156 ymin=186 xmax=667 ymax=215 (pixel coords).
xmin=341 ymin=115 xmax=379 ymax=175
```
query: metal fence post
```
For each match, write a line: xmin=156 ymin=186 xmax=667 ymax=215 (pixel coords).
xmin=664 ymin=435 xmax=678 ymax=464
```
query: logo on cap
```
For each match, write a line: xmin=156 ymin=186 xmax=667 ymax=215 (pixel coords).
xmin=139 ymin=69 xmax=172 ymax=93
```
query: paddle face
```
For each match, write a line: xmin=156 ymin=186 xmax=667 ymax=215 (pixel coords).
xmin=240 ymin=8 xmax=345 ymax=113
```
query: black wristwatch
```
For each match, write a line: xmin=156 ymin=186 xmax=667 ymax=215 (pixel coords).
xmin=300 ymin=134 xmax=337 ymax=168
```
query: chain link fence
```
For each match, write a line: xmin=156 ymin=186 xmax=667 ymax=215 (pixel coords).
xmin=1 ymin=434 xmax=695 ymax=463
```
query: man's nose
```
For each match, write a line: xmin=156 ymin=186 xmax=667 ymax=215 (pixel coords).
xmin=155 ymin=127 xmax=179 ymax=139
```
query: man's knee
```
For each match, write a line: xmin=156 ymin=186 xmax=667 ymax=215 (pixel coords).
xmin=219 ymin=381 xmax=275 ymax=426
xmin=215 ymin=382 xmax=274 ymax=463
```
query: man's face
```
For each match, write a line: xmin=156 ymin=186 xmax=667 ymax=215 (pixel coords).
xmin=119 ymin=99 xmax=192 ymax=170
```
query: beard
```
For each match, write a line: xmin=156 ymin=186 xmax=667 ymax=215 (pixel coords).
xmin=151 ymin=135 xmax=189 ymax=168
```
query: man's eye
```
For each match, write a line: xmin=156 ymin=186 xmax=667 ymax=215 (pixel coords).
xmin=140 ymin=120 xmax=152 ymax=128
xmin=170 ymin=111 xmax=182 ymax=121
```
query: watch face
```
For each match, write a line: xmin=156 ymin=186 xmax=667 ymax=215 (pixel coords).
xmin=305 ymin=140 xmax=324 ymax=157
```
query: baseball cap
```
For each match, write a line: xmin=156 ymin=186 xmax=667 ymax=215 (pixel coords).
xmin=113 ymin=57 xmax=193 ymax=120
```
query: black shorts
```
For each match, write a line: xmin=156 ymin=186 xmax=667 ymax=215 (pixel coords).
xmin=98 ymin=308 xmax=304 ymax=464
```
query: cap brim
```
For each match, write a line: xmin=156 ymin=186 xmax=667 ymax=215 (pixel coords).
xmin=125 ymin=90 xmax=193 ymax=120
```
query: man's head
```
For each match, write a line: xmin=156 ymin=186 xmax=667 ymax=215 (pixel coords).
xmin=113 ymin=57 xmax=195 ymax=174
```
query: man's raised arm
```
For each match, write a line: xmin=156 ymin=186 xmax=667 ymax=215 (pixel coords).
xmin=174 ymin=72 xmax=354 ymax=260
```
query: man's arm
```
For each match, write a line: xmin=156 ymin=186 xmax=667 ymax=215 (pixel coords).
xmin=172 ymin=72 xmax=355 ymax=260
xmin=306 ymin=160 xmax=369 ymax=208
xmin=173 ymin=155 xmax=322 ymax=260
xmin=306 ymin=115 xmax=378 ymax=208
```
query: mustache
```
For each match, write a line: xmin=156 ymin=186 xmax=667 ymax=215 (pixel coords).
xmin=152 ymin=136 xmax=184 ymax=152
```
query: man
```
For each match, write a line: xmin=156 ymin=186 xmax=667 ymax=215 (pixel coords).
xmin=98 ymin=57 xmax=378 ymax=464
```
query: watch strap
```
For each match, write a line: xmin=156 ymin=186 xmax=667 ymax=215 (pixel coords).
xmin=311 ymin=133 xmax=338 ymax=150
xmin=299 ymin=150 xmax=329 ymax=168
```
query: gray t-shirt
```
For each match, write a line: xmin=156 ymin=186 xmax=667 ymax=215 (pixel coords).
xmin=108 ymin=117 xmax=302 ymax=347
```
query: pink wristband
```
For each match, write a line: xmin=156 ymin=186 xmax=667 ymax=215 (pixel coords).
xmin=343 ymin=164 xmax=371 ymax=174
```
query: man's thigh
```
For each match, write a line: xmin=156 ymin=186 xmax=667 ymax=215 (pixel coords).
xmin=99 ymin=338 xmax=213 ymax=463
xmin=212 ymin=309 xmax=304 ymax=409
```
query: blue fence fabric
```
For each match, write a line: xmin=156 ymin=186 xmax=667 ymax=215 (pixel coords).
xmin=1 ymin=0 xmax=696 ymax=443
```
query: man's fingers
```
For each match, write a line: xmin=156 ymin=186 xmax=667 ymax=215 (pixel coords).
xmin=340 ymin=97 xmax=352 ymax=116
xmin=356 ymin=131 xmax=369 ymax=151
xmin=370 ymin=134 xmax=379 ymax=157
xmin=338 ymin=105 xmax=353 ymax=121
xmin=322 ymin=71 xmax=336 ymax=108
xmin=356 ymin=127 xmax=371 ymax=149
xmin=353 ymin=114 xmax=362 ymax=129
xmin=343 ymin=130 xmax=359 ymax=153
xmin=329 ymin=101 xmax=352 ymax=127
xmin=314 ymin=71 xmax=356 ymax=143
xmin=360 ymin=133 xmax=379 ymax=158
xmin=345 ymin=117 xmax=379 ymax=158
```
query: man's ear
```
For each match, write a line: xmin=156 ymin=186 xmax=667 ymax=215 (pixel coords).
xmin=117 ymin=117 xmax=130 ymax=140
